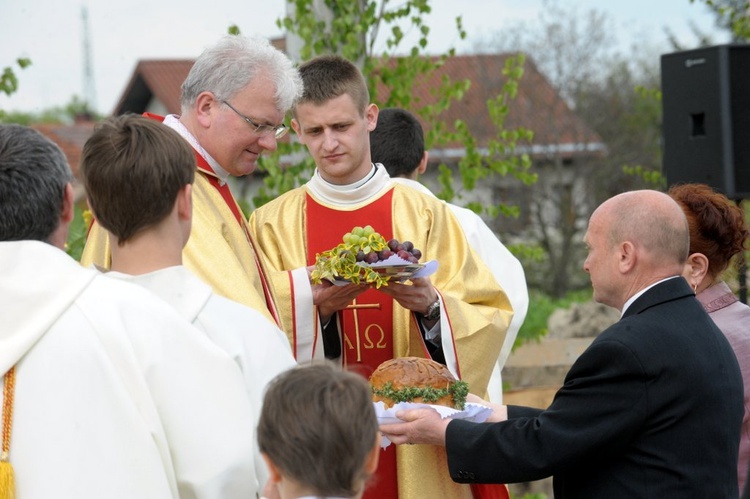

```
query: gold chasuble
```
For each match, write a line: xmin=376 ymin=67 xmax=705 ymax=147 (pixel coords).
xmin=249 ymin=166 xmax=513 ymax=499
xmin=80 ymin=114 xmax=279 ymax=326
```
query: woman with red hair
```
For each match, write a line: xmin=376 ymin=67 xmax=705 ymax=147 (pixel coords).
xmin=669 ymin=183 xmax=750 ymax=495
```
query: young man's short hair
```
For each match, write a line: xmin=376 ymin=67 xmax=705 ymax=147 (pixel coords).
xmin=295 ymin=54 xmax=370 ymax=116
xmin=258 ymin=364 xmax=378 ymax=497
xmin=80 ymin=114 xmax=195 ymax=245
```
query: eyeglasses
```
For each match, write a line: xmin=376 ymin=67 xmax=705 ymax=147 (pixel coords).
xmin=221 ymin=100 xmax=288 ymax=139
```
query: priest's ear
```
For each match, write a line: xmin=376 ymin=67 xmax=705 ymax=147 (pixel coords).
xmin=194 ymin=91 xmax=218 ymax=128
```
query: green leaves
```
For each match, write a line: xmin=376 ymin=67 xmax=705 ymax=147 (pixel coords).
xmin=1 ymin=57 xmax=32 ymax=97
xmin=698 ymin=0 xmax=750 ymax=41
xmin=65 ymin=204 xmax=89 ymax=261
xmin=310 ymin=228 xmax=391 ymax=288
xmin=372 ymin=380 xmax=469 ymax=409
xmin=256 ymin=0 xmax=538 ymax=229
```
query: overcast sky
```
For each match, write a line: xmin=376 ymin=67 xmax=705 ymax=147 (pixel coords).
xmin=0 ymin=0 xmax=726 ymax=115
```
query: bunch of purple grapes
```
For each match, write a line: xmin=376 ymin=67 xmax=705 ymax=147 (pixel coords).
xmin=355 ymin=238 xmax=422 ymax=265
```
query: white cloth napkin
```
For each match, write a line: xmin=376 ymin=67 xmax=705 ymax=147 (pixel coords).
xmin=375 ymin=401 xmax=492 ymax=448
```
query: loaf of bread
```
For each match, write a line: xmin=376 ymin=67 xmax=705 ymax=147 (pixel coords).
xmin=370 ymin=357 xmax=468 ymax=409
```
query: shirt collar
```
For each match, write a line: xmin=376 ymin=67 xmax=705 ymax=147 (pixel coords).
xmin=621 ymin=275 xmax=680 ymax=317
xmin=163 ymin=114 xmax=230 ymax=185
xmin=306 ymin=163 xmax=391 ymax=205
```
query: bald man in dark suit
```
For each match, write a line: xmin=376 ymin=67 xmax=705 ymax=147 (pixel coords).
xmin=382 ymin=190 xmax=744 ymax=498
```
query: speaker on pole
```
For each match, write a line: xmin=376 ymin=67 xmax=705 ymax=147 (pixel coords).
xmin=661 ymin=44 xmax=750 ymax=199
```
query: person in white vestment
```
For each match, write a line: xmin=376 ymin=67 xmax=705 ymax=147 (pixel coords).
xmin=369 ymin=107 xmax=529 ymax=404
xmin=0 ymin=124 xmax=259 ymax=498
xmin=78 ymin=114 xmax=298 ymax=491
xmin=257 ymin=364 xmax=380 ymax=499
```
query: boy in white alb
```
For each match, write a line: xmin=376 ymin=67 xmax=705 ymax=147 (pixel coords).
xmin=78 ymin=114 xmax=297 ymax=492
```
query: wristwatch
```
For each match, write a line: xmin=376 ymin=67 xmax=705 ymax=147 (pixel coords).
xmin=424 ymin=299 xmax=441 ymax=321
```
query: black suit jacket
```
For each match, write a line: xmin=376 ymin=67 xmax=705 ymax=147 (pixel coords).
xmin=446 ymin=277 xmax=744 ymax=498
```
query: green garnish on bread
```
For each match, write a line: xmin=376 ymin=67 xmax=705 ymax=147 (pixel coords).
xmin=370 ymin=357 xmax=469 ymax=410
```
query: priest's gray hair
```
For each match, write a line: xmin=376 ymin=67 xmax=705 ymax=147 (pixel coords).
xmin=181 ymin=34 xmax=303 ymax=114
xmin=0 ymin=124 xmax=73 ymax=243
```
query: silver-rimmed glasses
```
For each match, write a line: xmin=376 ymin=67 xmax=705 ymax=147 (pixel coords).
xmin=221 ymin=99 xmax=288 ymax=139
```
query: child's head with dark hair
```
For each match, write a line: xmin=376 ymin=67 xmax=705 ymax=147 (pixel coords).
xmin=258 ymin=364 xmax=380 ymax=498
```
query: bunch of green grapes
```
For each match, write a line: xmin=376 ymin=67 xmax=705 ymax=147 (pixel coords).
xmin=342 ymin=225 xmax=388 ymax=259
xmin=310 ymin=225 xmax=421 ymax=288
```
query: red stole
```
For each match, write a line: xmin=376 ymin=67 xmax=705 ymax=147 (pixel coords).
xmin=305 ymin=190 xmax=398 ymax=499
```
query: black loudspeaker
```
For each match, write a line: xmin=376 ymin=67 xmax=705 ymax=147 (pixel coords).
xmin=661 ymin=44 xmax=750 ymax=199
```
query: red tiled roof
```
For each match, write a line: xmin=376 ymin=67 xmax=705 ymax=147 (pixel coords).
xmin=32 ymin=121 xmax=95 ymax=178
xmin=373 ymin=54 xmax=603 ymax=155
xmin=114 ymin=60 xmax=195 ymax=115
xmin=33 ymin=120 xmax=96 ymax=200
